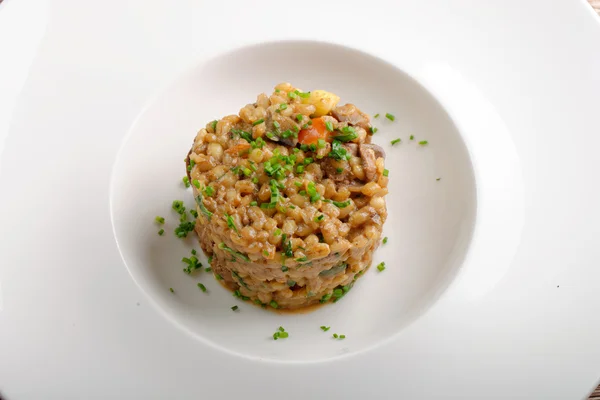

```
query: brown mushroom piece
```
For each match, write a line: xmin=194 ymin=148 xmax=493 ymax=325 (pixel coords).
xmin=331 ymin=104 xmax=371 ymax=130
xmin=359 ymin=143 xmax=386 ymax=181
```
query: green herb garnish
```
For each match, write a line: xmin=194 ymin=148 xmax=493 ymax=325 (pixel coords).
xmin=197 ymin=283 xmax=207 ymax=292
xmin=325 ymin=121 xmax=334 ymax=132
xmin=155 ymin=216 xmax=165 ymax=224
xmin=328 ymin=140 xmax=351 ymax=161
xmin=169 ymin=288 xmax=174 ymax=293
xmin=252 ymin=118 xmax=264 ymax=126
xmin=203 ymin=185 xmax=215 ymax=197
xmin=273 ymin=326 xmax=289 ymax=340
xmin=195 ymin=194 xmax=213 ymax=220
xmin=218 ymin=242 xmax=250 ymax=262
xmin=419 ymin=140 xmax=428 ymax=145
xmin=385 ymin=113 xmax=395 ymax=121
xmin=391 ymin=138 xmax=401 ymax=145
xmin=331 ymin=200 xmax=351 ymax=208
xmin=383 ymin=169 xmax=389 ymax=177
xmin=224 ymin=213 xmax=238 ymax=232
xmin=320 ymin=326 xmax=330 ymax=332
xmin=307 ymin=181 xmax=320 ymax=203
xmin=333 ymin=126 xmax=358 ymax=142
xmin=231 ymin=305 xmax=239 ymax=311
xmin=383 ymin=237 xmax=388 ymax=244
xmin=182 ymin=176 xmax=190 ymax=188
xmin=376 ymin=262 xmax=386 ymax=272
xmin=158 ymin=229 xmax=165 ymax=236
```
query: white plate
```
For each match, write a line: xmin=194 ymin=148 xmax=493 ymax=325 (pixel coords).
xmin=1 ymin=0 xmax=600 ymax=398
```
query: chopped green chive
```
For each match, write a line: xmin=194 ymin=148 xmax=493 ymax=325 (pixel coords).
xmin=250 ymin=201 xmax=258 ymax=206
xmin=376 ymin=262 xmax=386 ymax=272
xmin=383 ymin=237 xmax=388 ymax=244
xmin=336 ymin=167 xmax=343 ymax=174
xmin=218 ymin=242 xmax=250 ymax=262
xmin=331 ymin=200 xmax=351 ymax=208
xmin=215 ymin=274 xmax=223 ymax=280
xmin=391 ymin=138 xmax=401 ymax=145
xmin=369 ymin=126 xmax=378 ymax=134
xmin=273 ymin=327 xmax=289 ymax=340
xmin=314 ymin=214 xmax=324 ymax=222
xmin=297 ymin=91 xmax=311 ymax=98
xmin=333 ymin=333 xmax=338 ymax=338
xmin=172 ymin=200 xmax=185 ymax=213
xmin=296 ymin=114 xmax=303 ymax=122
xmin=274 ymin=228 xmax=282 ymax=236
xmin=210 ymin=120 xmax=218 ymax=131
xmin=252 ymin=118 xmax=264 ymax=126
xmin=270 ymin=300 xmax=279 ymax=309
xmin=224 ymin=213 xmax=238 ymax=232
xmin=419 ymin=140 xmax=428 ymax=145
xmin=190 ymin=209 xmax=198 ymax=218
xmin=320 ymin=326 xmax=330 ymax=332
xmin=204 ymin=267 xmax=211 ymax=272
xmin=281 ymin=265 xmax=289 ymax=272
xmin=410 ymin=134 xmax=414 ymax=140
xmin=436 ymin=177 xmax=441 ymax=181
xmin=191 ymin=249 xmax=197 ymax=255
xmin=320 ymin=293 xmax=333 ymax=303
xmin=197 ymin=283 xmax=207 ymax=292
xmin=278 ymin=104 xmax=287 ymax=111
xmin=328 ymin=140 xmax=351 ymax=161
xmin=383 ymin=169 xmax=389 ymax=177
xmin=333 ymin=126 xmax=358 ymax=142
xmin=317 ymin=139 xmax=326 ymax=149
xmin=296 ymin=165 xmax=304 ymax=174
xmin=385 ymin=113 xmax=395 ymax=121
xmin=374 ymin=113 xmax=380 ymax=118
xmin=339 ymin=334 xmax=346 ymax=339
xmin=307 ymin=181 xmax=320 ymax=203
xmin=155 ymin=216 xmax=165 ymax=224
xmin=231 ymin=305 xmax=239 ymax=311
xmin=192 ymin=179 xmax=201 ymax=189
xmin=263 ymin=250 xmax=269 ymax=256
xmin=182 ymin=253 xmax=202 ymax=274
xmin=287 ymin=280 xmax=296 ymax=287
xmin=169 ymin=287 xmax=174 ymax=293
xmin=174 ymin=221 xmax=195 ymax=238
xmin=195 ymin=194 xmax=213 ymax=220
xmin=158 ymin=229 xmax=165 ymax=236
xmin=288 ymin=91 xmax=298 ymax=99
xmin=251 ymin=177 xmax=259 ymax=184
xmin=325 ymin=121 xmax=334 ymax=132
xmin=203 ymin=186 xmax=215 ymax=197
xmin=182 ymin=176 xmax=190 ymax=188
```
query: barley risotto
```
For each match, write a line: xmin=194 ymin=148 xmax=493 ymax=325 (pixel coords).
xmin=186 ymin=83 xmax=388 ymax=310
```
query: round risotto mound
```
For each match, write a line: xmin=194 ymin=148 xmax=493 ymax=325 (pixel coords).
xmin=186 ymin=83 xmax=388 ymax=310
